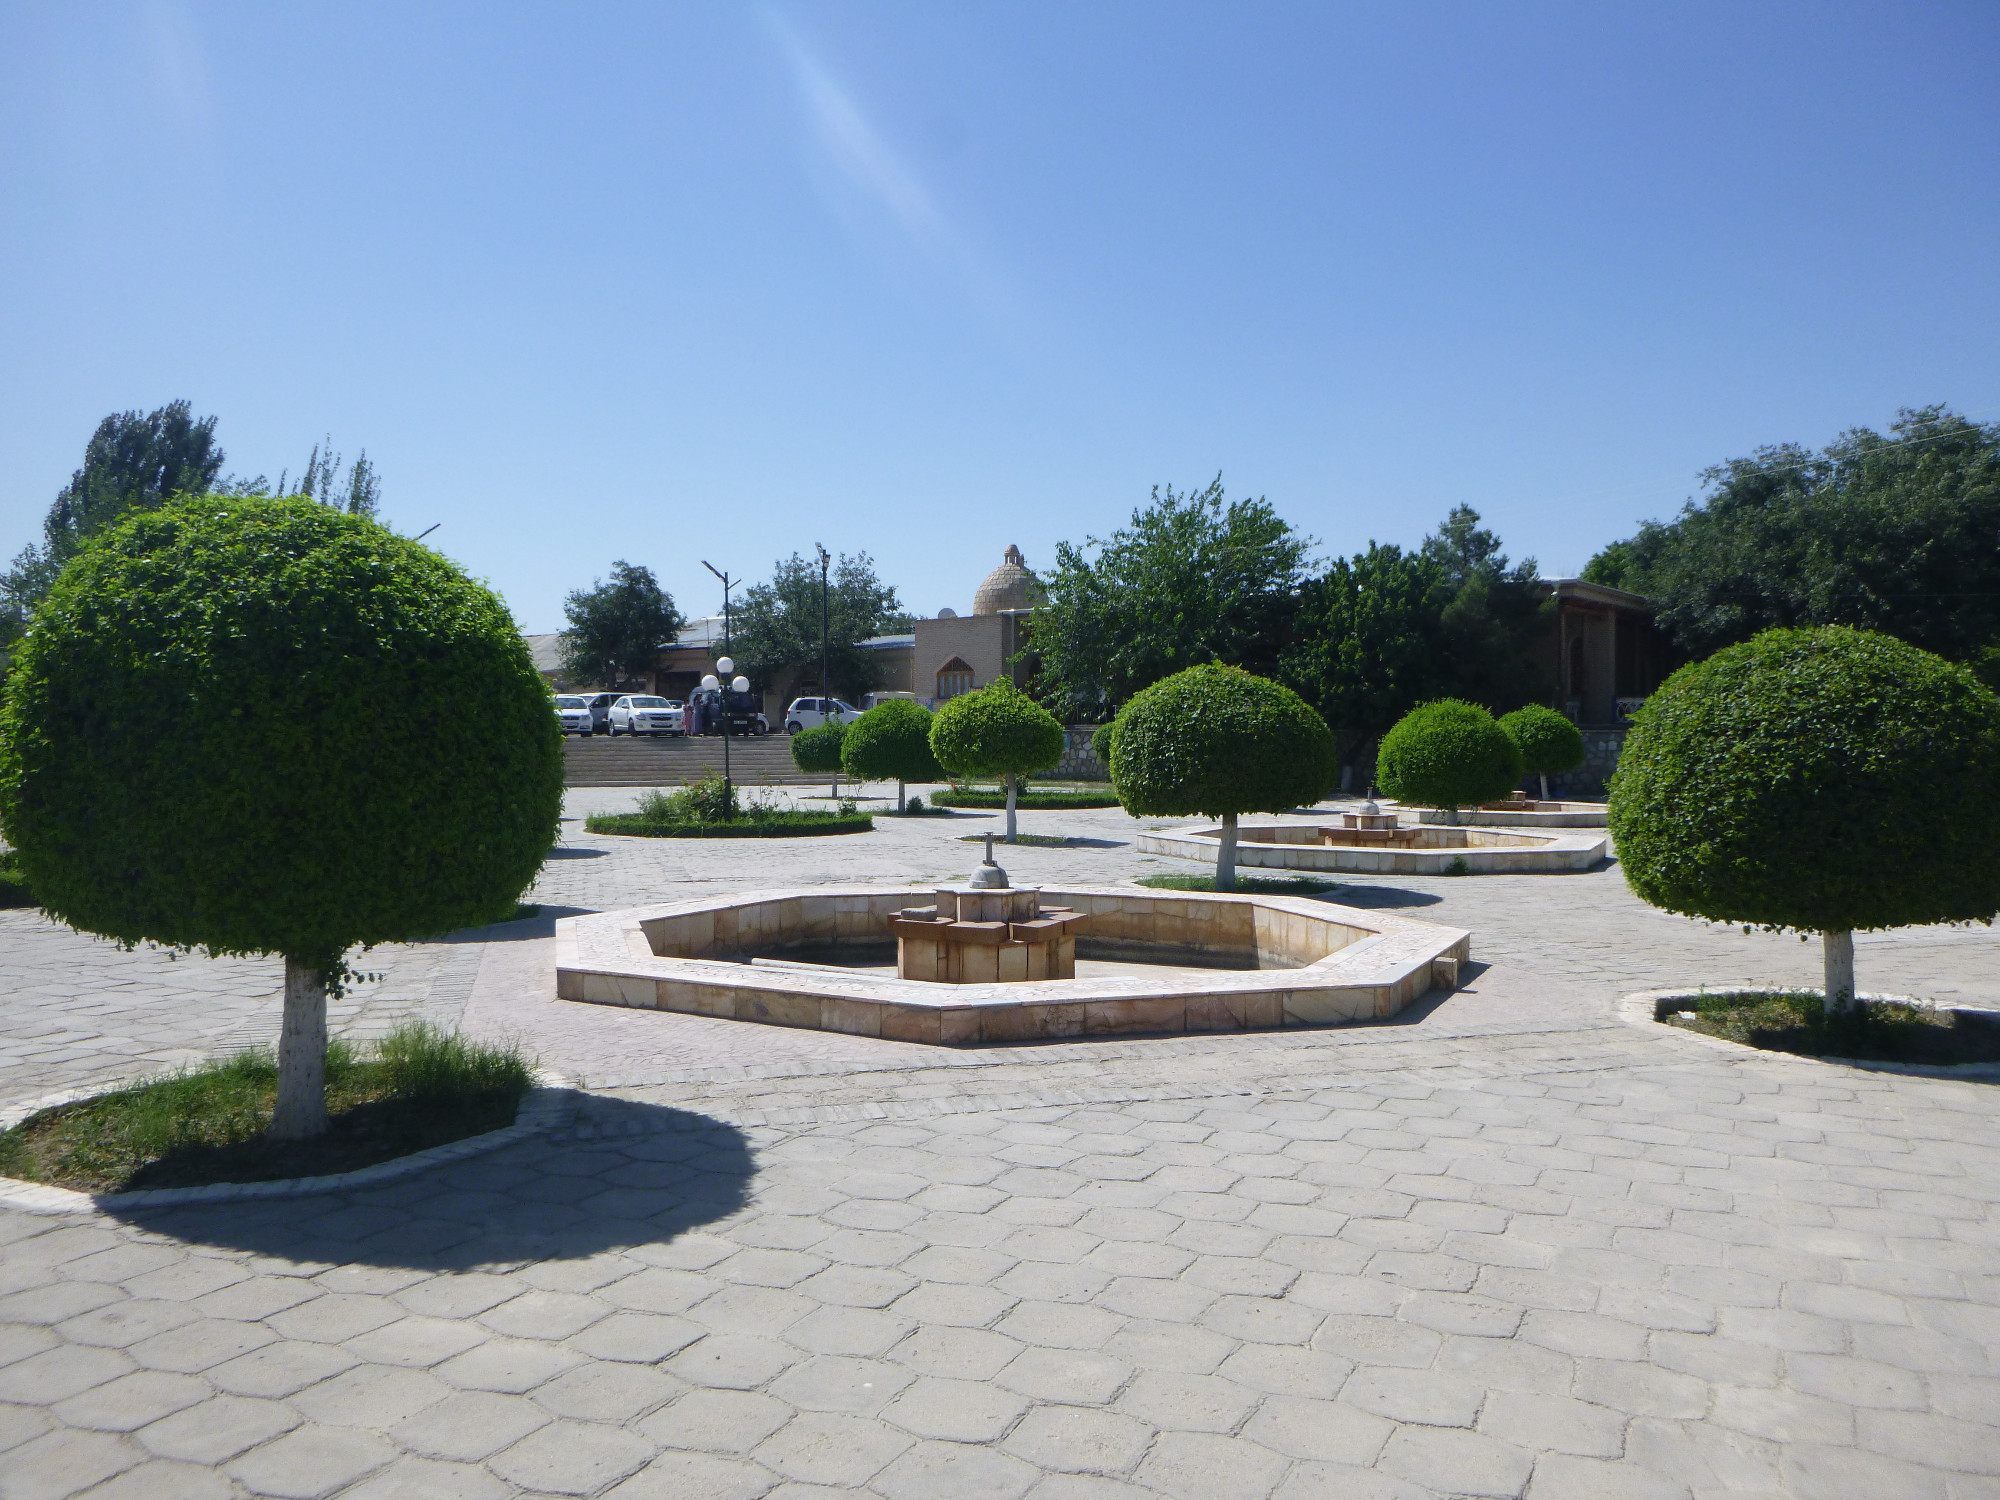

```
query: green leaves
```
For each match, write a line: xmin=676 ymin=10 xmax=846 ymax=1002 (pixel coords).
xmin=0 ymin=494 xmax=564 ymax=969
xmin=1110 ymin=664 xmax=1331 ymax=818
xmin=1608 ymin=625 xmax=2000 ymax=935
xmin=929 ymin=679 xmax=1065 ymax=780
xmin=841 ymin=700 xmax=941 ymax=784
xmin=1499 ymin=704 xmax=1585 ymax=776
xmin=731 ymin=552 xmax=904 ymax=700
xmin=558 ymin=561 xmax=683 ymax=686
xmin=789 ymin=721 xmax=848 ymax=775
xmin=1374 ymin=700 xmax=1523 ymax=811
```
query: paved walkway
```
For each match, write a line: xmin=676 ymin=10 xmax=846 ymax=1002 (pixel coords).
xmin=2 ymin=790 xmax=1997 ymax=1497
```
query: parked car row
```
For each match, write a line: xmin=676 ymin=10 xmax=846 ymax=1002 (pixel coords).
xmin=552 ymin=692 xmax=773 ymax=737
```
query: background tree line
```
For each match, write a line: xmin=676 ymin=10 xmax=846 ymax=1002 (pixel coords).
xmin=1032 ymin=477 xmax=1554 ymax=776
xmin=3 ymin=401 xmax=383 ymax=660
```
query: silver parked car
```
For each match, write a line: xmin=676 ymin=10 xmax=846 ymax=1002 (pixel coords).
xmin=553 ymin=694 xmax=595 ymax=736
xmin=608 ymin=695 xmax=683 ymax=736
xmin=784 ymin=696 xmax=863 ymax=734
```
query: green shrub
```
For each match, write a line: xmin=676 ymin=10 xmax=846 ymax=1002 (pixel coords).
xmin=0 ymin=494 xmax=562 ymax=1140
xmin=587 ymin=809 xmax=871 ymax=838
xmin=933 ymin=788 xmax=1122 ymax=810
xmin=0 ymin=849 xmax=33 ymax=909
xmin=1375 ymin=700 xmax=1522 ymax=817
xmin=842 ymin=699 xmax=942 ymax=811
xmin=638 ymin=773 xmax=737 ymax=824
xmin=930 ymin=679 xmax=1066 ymax=840
xmin=1498 ymin=704 xmax=1585 ymax=799
xmin=789 ymin=721 xmax=846 ymax=776
xmin=1090 ymin=717 xmax=1120 ymax=766
xmin=1111 ymin=664 xmax=1332 ymax=890
xmin=1610 ymin=626 xmax=2000 ymax=1008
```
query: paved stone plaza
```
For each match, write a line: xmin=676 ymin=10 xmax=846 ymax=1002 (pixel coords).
xmin=2 ymin=790 xmax=1998 ymax=1498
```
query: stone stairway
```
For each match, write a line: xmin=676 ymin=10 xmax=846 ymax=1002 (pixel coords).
xmin=563 ymin=733 xmax=823 ymax=788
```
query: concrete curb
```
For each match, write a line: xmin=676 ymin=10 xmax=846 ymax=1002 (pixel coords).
xmin=1617 ymin=988 xmax=2000 ymax=1080
xmin=0 ymin=1069 xmax=579 ymax=1217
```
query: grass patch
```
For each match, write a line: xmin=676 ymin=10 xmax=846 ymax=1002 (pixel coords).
xmin=1135 ymin=873 xmax=1343 ymax=895
xmin=1664 ymin=992 xmax=2000 ymax=1065
xmin=934 ymin=788 xmax=1122 ymax=810
xmin=0 ymin=1022 xmax=536 ymax=1194
xmin=956 ymin=832 xmax=1077 ymax=848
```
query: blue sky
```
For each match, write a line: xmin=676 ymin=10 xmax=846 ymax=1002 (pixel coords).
xmin=3 ymin=2 xmax=1996 ymax=632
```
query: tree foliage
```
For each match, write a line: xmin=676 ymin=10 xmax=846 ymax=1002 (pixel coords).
xmin=4 ymin=401 xmax=226 ymax=620
xmin=732 ymin=552 xmax=906 ymax=700
xmin=558 ymin=560 xmax=684 ymax=687
xmin=1420 ymin=506 xmax=1553 ymax=711
xmin=0 ymin=494 xmax=561 ymax=967
xmin=1584 ymin=407 xmax=2000 ymax=661
xmin=789 ymin=722 xmax=847 ymax=775
xmin=930 ymin=678 xmax=1065 ymax=779
xmin=1375 ymin=700 xmax=1523 ymax=812
xmin=841 ymin=700 xmax=941 ymax=807
xmin=1499 ymin=704 xmax=1584 ymax=777
xmin=1035 ymin=478 xmax=1310 ymax=720
xmin=1609 ymin=626 xmax=2000 ymax=936
xmin=1111 ymin=665 xmax=1330 ymax=817
xmin=278 ymin=437 xmax=381 ymax=517
xmin=1280 ymin=543 xmax=1452 ymax=763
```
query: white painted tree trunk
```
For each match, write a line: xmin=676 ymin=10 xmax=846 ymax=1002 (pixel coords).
xmin=1005 ymin=775 xmax=1019 ymax=842
xmin=1538 ymin=772 xmax=1549 ymax=801
xmin=1216 ymin=811 xmax=1239 ymax=892
xmin=896 ymin=779 xmax=906 ymax=813
xmin=268 ymin=957 xmax=330 ymax=1140
xmin=1823 ymin=930 xmax=1856 ymax=1014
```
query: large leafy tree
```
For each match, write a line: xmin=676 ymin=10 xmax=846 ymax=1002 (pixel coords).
xmin=1611 ymin=627 xmax=2000 ymax=1011
xmin=930 ymin=679 xmax=1065 ymax=841
xmin=1035 ymin=477 xmax=1310 ymax=720
xmin=732 ymin=552 xmax=906 ymax=699
xmin=1421 ymin=505 xmax=1553 ymax=710
xmin=1280 ymin=544 xmax=1453 ymax=770
xmin=558 ymin=561 xmax=685 ymax=687
xmin=1585 ymin=406 xmax=2000 ymax=661
xmin=0 ymin=495 xmax=561 ymax=1138
xmin=3 ymin=401 xmax=226 ymax=618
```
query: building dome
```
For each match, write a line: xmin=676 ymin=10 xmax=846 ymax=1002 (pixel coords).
xmin=971 ymin=545 xmax=1044 ymax=615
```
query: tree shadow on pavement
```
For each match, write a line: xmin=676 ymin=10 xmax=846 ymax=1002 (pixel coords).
xmin=1322 ymin=883 xmax=1443 ymax=908
xmin=105 ymin=1098 xmax=757 ymax=1271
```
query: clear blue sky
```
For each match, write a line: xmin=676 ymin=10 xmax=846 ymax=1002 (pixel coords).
xmin=3 ymin=2 xmax=1995 ymax=632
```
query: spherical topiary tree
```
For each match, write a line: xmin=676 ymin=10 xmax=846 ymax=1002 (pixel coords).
xmin=1090 ymin=716 xmax=1121 ymax=772
xmin=789 ymin=721 xmax=847 ymax=800
xmin=840 ymin=700 xmax=941 ymax=812
xmin=1375 ymin=700 xmax=1523 ymax=823
xmin=1499 ymin=703 xmax=1586 ymax=802
xmin=1610 ymin=626 xmax=2000 ymax=1012
xmin=929 ymin=678 xmax=1065 ymax=841
xmin=0 ymin=495 xmax=563 ymax=1139
xmin=1111 ymin=664 xmax=1332 ymax=890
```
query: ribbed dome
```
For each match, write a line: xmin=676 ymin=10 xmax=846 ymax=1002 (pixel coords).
xmin=971 ymin=545 xmax=1043 ymax=615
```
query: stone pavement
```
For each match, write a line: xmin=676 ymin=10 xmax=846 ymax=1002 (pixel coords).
xmin=1 ymin=789 xmax=1997 ymax=1497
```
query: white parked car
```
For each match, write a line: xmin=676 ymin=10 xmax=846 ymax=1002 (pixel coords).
xmin=784 ymin=696 xmax=862 ymax=734
xmin=553 ymin=695 xmax=595 ymax=737
xmin=608 ymin=695 xmax=683 ymax=736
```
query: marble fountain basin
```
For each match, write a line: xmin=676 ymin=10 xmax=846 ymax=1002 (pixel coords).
xmin=555 ymin=885 xmax=1469 ymax=1045
xmin=1136 ymin=818 xmax=1606 ymax=875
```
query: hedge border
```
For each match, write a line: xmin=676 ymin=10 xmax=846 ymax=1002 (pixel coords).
xmin=585 ymin=813 xmax=874 ymax=839
xmin=934 ymin=791 xmax=1122 ymax=810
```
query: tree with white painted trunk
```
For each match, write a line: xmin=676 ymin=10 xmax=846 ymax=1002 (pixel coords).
xmin=1609 ymin=626 xmax=2000 ymax=1012
xmin=929 ymin=679 xmax=1065 ymax=843
xmin=0 ymin=495 xmax=562 ymax=1139
xmin=1109 ymin=664 xmax=1333 ymax=891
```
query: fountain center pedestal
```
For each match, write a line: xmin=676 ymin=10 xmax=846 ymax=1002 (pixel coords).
xmin=890 ymin=836 xmax=1089 ymax=983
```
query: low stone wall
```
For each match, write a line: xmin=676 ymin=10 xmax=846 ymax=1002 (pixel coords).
xmin=1548 ymin=728 xmax=1627 ymax=800
xmin=1055 ymin=726 xmax=1110 ymax=781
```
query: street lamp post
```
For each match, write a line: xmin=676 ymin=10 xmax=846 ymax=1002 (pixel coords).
xmin=816 ymin=543 xmax=831 ymax=702
xmin=700 ymin=562 xmax=744 ymax=814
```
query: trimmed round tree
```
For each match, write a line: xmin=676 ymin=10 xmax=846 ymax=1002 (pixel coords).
xmin=1090 ymin=715 xmax=1121 ymax=771
xmin=1499 ymin=703 xmax=1585 ymax=802
xmin=1610 ymin=626 xmax=2000 ymax=1012
xmin=840 ymin=700 xmax=940 ymax=812
xmin=0 ymin=495 xmax=562 ymax=1139
xmin=1375 ymin=700 xmax=1522 ymax=822
xmin=1110 ymin=664 xmax=1331 ymax=890
xmin=790 ymin=721 xmax=847 ymax=800
xmin=929 ymin=678 xmax=1065 ymax=841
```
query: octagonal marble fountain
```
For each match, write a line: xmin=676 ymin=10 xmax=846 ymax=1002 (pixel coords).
xmin=1137 ymin=802 xmax=1606 ymax=876
xmin=556 ymin=841 xmax=1469 ymax=1045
